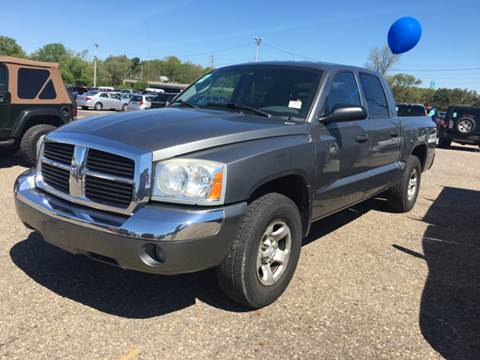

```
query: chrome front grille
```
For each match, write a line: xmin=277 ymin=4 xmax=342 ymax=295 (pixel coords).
xmin=41 ymin=163 xmax=70 ymax=193
xmin=86 ymin=149 xmax=135 ymax=178
xmin=85 ymin=175 xmax=133 ymax=208
xmin=37 ymin=139 xmax=150 ymax=215
xmin=43 ymin=142 xmax=74 ymax=165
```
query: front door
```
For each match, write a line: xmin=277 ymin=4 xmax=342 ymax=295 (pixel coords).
xmin=312 ymin=71 xmax=371 ymax=219
xmin=0 ymin=64 xmax=11 ymax=136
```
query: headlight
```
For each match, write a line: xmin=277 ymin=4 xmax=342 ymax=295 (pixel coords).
xmin=152 ymin=158 xmax=226 ymax=205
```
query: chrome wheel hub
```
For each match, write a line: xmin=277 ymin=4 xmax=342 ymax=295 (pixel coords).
xmin=256 ymin=220 xmax=292 ymax=286
xmin=407 ymin=169 xmax=418 ymax=201
xmin=458 ymin=120 xmax=472 ymax=133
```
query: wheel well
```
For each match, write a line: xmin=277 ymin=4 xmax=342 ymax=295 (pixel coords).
xmin=411 ymin=144 xmax=427 ymax=170
xmin=22 ymin=115 xmax=63 ymax=135
xmin=249 ymin=175 xmax=310 ymax=236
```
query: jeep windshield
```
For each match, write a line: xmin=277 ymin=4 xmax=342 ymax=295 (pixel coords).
xmin=171 ymin=65 xmax=323 ymax=121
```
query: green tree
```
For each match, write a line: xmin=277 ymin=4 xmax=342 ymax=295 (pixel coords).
xmin=0 ymin=36 xmax=26 ymax=57
xmin=130 ymin=57 xmax=141 ymax=79
xmin=388 ymin=73 xmax=422 ymax=103
xmin=31 ymin=43 xmax=69 ymax=62
xmin=104 ymin=55 xmax=132 ymax=86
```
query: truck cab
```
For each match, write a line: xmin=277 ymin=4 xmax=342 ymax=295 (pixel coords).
xmin=0 ymin=56 xmax=75 ymax=165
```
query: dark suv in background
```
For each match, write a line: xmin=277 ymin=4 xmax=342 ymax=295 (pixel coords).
xmin=0 ymin=56 xmax=75 ymax=165
xmin=438 ymin=105 xmax=480 ymax=148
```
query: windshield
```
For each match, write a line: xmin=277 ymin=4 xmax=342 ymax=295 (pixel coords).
xmin=172 ymin=65 xmax=322 ymax=120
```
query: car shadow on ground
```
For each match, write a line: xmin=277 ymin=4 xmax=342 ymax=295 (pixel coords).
xmin=444 ymin=145 xmax=480 ymax=153
xmin=10 ymin=197 xmax=386 ymax=318
xmin=0 ymin=150 xmax=27 ymax=169
xmin=394 ymin=186 xmax=480 ymax=359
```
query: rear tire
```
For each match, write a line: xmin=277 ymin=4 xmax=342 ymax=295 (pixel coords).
xmin=94 ymin=102 xmax=103 ymax=111
xmin=457 ymin=117 xmax=476 ymax=135
xmin=20 ymin=124 xmax=56 ymax=166
xmin=438 ymin=137 xmax=451 ymax=148
xmin=387 ymin=155 xmax=422 ymax=213
xmin=216 ymin=193 xmax=302 ymax=308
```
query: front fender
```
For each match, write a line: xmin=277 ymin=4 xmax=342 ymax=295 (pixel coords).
xmin=12 ymin=107 xmax=69 ymax=137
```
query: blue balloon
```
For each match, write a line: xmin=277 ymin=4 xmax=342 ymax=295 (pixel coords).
xmin=388 ymin=17 xmax=422 ymax=54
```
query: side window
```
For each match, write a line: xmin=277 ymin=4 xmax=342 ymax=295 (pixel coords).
xmin=0 ymin=65 xmax=7 ymax=93
xmin=18 ymin=68 xmax=50 ymax=99
xmin=325 ymin=72 xmax=361 ymax=113
xmin=38 ymin=79 xmax=57 ymax=99
xmin=100 ymin=93 xmax=108 ymax=98
xmin=359 ymin=73 xmax=389 ymax=119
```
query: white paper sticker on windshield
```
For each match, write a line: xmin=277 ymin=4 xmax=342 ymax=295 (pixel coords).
xmin=288 ymin=99 xmax=302 ymax=110
xmin=453 ymin=112 xmax=457 ymax=118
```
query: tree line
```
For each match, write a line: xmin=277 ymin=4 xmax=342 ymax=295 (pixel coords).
xmin=366 ymin=46 xmax=480 ymax=110
xmin=2 ymin=35 xmax=479 ymax=108
xmin=0 ymin=36 xmax=212 ymax=88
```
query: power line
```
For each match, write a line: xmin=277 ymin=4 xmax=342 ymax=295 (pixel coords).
xmin=177 ymin=42 xmax=252 ymax=58
xmin=392 ymin=67 xmax=480 ymax=72
xmin=262 ymin=42 xmax=316 ymax=61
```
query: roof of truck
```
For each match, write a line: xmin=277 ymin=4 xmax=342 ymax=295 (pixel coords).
xmin=0 ymin=56 xmax=59 ymax=69
xmin=222 ymin=60 xmax=375 ymax=73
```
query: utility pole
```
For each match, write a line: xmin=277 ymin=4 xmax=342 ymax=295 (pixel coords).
xmin=254 ymin=37 xmax=263 ymax=62
xmin=209 ymin=54 xmax=215 ymax=68
xmin=93 ymin=42 xmax=100 ymax=87
xmin=140 ymin=62 xmax=143 ymax=81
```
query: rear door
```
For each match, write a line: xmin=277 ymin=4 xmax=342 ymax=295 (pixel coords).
xmin=109 ymin=93 xmax=122 ymax=110
xmin=312 ymin=71 xmax=372 ymax=218
xmin=358 ymin=72 xmax=403 ymax=197
xmin=0 ymin=63 xmax=10 ymax=134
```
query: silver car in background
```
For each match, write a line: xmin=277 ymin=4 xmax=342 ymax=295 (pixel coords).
xmin=77 ymin=91 xmax=129 ymax=111
xmin=128 ymin=94 xmax=155 ymax=111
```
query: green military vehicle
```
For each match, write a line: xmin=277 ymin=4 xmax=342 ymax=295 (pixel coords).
xmin=0 ymin=56 xmax=75 ymax=165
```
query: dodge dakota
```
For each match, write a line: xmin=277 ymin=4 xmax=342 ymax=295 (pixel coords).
xmin=14 ymin=62 xmax=436 ymax=308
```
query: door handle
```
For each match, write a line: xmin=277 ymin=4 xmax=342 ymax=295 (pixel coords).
xmin=355 ymin=134 xmax=369 ymax=143
xmin=390 ymin=130 xmax=400 ymax=137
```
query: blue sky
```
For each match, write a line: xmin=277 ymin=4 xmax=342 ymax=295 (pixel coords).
xmin=2 ymin=0 xmax=480 ymax=90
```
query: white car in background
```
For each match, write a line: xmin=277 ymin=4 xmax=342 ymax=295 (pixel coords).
xmin=77 ymin=91 xmax=129 ymax=111
xmin=128 ymin=94 xmax=155 ymax=111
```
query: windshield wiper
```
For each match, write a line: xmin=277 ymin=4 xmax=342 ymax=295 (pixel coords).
xmin=206 ymin=102 xmax=271 ymax=118
xmin=171 ymin=99 xmax=198 ymax=109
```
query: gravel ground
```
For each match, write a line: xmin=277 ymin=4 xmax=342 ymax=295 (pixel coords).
xmin=0 ymin=138 xmax=479 ymax=359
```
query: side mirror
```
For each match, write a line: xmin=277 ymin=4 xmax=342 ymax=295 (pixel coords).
xmin=322 ymin=105 xmax=368 ymax=123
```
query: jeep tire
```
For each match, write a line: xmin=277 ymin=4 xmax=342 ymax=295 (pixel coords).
xmin=20 ymin=124 xmax=56 ymax=166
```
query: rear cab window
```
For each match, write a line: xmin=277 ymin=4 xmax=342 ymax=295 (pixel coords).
xmin=396 ymin=104 xmax=426 ymax=117
xmin=131 ymin=95 xmax=143 ymax=102
xmin=359 ymin=73 xmax=389 ymax=119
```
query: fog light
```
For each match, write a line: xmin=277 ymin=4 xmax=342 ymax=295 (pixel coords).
xmin=154 ymin=245 xmax=167 ymax=263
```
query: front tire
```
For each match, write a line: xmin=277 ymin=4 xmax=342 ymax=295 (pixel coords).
xmin=20 ymin=124 xmax=56 ymax=166
xmin=122 ymin=104 xmax=128 ymax=112
xmin=217 ymin=193 xmax=302 ymax=308
xmin=387 ymin=155 xmax=422 ymax=213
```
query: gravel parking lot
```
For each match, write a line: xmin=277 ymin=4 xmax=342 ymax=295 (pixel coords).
xmin=0 ymin=118 xmax=479 ymax=359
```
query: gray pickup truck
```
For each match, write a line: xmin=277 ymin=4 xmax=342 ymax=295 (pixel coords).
xmin=14 ymin=62 xmax=436 ymax=308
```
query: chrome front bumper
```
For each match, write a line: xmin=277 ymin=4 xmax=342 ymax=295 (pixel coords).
xmin=14 ymin=169 xmax=247 ymax=275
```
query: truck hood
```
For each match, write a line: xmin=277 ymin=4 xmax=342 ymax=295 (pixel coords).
xmin=55 ymin=108 xmax=309 ymax=160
